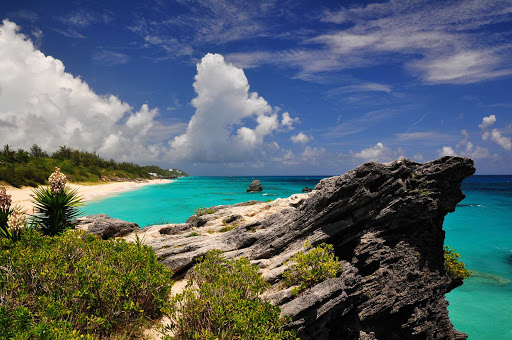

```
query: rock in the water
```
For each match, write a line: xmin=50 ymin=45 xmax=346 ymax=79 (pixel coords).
xmin=302 ymin=186 xmax=313 ymax=192
xmin=130 ymin=156 xmax=475 ymax=340
xmin=75 ymin=214 xmax=139 ymax=239
xmin=247 ymin=179 xmax=263 ymax=192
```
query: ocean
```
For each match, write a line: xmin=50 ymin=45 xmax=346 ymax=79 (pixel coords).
xmin=82 ymin=175 xmax=512 ymax=339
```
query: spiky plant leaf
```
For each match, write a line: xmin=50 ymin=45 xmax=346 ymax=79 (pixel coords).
xmin=31 ymin=186 xmax=83 ymax=236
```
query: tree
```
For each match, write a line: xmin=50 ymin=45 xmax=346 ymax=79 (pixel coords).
xmin=29 ymin=144 xmax=48 ymax=158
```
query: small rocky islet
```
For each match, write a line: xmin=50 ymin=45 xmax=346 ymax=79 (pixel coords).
xmin=77 ymin=156 xmax=475 ymax=339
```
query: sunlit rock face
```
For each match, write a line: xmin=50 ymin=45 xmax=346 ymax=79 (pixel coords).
xmin=79 ymin=156 xmax=475 ymax=340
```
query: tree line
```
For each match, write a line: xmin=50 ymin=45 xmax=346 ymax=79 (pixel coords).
xmin=0 ymin=144 xmax=186 ymax=187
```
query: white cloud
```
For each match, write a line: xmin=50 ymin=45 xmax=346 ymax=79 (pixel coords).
xmin=92 ymin=50 xmax=130 ymax=65
xmin=337 ymin=82 xmax=392 ymax=93
xmin=354 ymin=142 xmax=395 ymax=161
xmin=413 ymin=153 xmax=425 ymax=161
xmin=0 ymin=20 xmax=165 ymax=162
xmin=168 ymin=53 xmax=292 ymax=163
xmin=479 ymin=114 xmax=496 ymax=128
xmin=228 ymin=0 xmax=512 ymax=84
xmin=301 ymin=146 xmax=327 ymax=164
xmin=439 ymin=146 xmax=457 ymax=157
xmin=459 ymin=142 xmax=490 ymax=159
xmin=290 ymin=132 xmax=311 ymax=144
xmin=489 ymin=128 xmax=512 ymax=150
xmin=281 ymin=112 xmax=299 ymax=130
xmin=410 ymin=50 xmax=512 ymax=84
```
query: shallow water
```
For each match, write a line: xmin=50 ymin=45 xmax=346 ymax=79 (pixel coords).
xmin=82 ymin=176 xmax=323 ymax=227
xmin=82 ymin=175 xmax=512 ymax=338
xmin=445 ymin=176 xmax=512 ymax=339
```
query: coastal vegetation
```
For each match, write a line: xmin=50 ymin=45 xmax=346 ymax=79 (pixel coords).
xmin=164 ymin=250 xmax=295 ymax=340
xmin=31 ymin=168 xmax=84 ymax=236
xmin=282 ymin=241 xmax=342 ymax=295
xmin=0 ymin=230 xmax=174 ymax=339
xmin=0 ymin=169 xmax=174 ymax=338
xmin=0 ymin=144 xmax=187 ymax=188
xmin=444 ymin=246 xmax=471 ymax=279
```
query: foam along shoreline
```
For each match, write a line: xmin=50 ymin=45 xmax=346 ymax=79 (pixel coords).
xmin=5 ymin=179 xmax=173 ymax=214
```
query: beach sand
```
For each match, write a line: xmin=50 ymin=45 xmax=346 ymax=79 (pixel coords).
xmin=4 ymin=179 xmax=172 ymax=213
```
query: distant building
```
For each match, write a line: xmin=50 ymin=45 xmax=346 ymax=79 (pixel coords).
xmin=148 ymin=172 xmax=158 ymax=177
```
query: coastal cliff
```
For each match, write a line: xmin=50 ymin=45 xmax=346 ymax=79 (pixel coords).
xmin=79 ymin=156 xmax=475 ymax=339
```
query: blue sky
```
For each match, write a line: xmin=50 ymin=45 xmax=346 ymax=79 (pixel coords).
xmin=1 ymin=0 xmax=511 ymax=175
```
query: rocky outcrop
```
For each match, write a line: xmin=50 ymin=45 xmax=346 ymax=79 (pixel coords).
xmin=75 ymin=214 xmax=139 ymax=239
xmin=247 ymin=179 xmax=263 ymax=192
xmin=302 ymin=186 xmax=313 ymax=192
xmin=84 ymin=157 xmax=475 ymax=339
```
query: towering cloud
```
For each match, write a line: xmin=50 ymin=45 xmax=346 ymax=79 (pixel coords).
xmin=0 ymin=20 xmax=160 ymax=161
xmin=169 ymin=53 xmax=296 ymax=162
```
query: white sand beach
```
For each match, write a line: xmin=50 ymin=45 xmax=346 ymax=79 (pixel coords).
xmin=4 ymin=179 xmax=172 ymax=213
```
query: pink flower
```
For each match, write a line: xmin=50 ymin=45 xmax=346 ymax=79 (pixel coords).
xmin=0 ymin=187 xmax=12 ymax=210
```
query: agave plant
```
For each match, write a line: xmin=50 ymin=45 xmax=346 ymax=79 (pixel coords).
xmin=31 ymin=168 xmax=83 ymax=236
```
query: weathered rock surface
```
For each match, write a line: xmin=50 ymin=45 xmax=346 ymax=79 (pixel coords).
xmin=302 ymin=186 xmax=313 ymax=192
xmin=247 ymin=179 xmax=263 ymax=192
xmin=75 ymin=214 xmax=139 ymax=239
xmin=82 ymin=157 xmax=475 ymax=339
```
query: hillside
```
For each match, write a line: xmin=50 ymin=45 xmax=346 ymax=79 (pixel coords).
xmin=0 ymin=144 xmax=188 ymax=188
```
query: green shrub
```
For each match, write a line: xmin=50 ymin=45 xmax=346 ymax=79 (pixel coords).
xmin=0 ymin=305 xmax=97 ymax=339
xmin=32 ymin=186 xmax=84 ymax=236
xmin=444 ymin=246 xmax=471 ymax=279
xmin=165 ymin=250 xmax=295 ymax=340
xmin=0 ymin=230 xmax=174 ymax=338
xmin=193 ymin=206 xmax=216 ymax=217
xmin=282 ymin=241 xmax=342 ymax=295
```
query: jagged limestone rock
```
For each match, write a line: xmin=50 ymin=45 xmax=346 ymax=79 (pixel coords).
xmin=79 ymin=156 xmax=475 ymax=339
xmin=247 ymin=179 xmax=263 ymax=192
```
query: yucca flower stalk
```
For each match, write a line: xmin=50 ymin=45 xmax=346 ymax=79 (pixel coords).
xmin=5 ymin=207 xmax=25 ymax=242
xmin=0 ymin=186 xmax=14 ymax=239
xmin=31 ymin=167 xmax=84 ymax=236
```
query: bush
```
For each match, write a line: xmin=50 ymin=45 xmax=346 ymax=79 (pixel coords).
xmin=282 ymin=241 xmax=342 ymax=295
xmin=165 ymin=250 xmax=295 ymax=340
xmin=0 ymin=230 xmax=174 ymax=338
xmin=31 ymin=168 xmax=84 ymax=236
xmin=444 ymin=246 xmax=471 ymax=279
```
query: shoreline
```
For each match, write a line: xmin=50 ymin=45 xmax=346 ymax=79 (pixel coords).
xmin=4 ymin=179 xmax=173 ymax=213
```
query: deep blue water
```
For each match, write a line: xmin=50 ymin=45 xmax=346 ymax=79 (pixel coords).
xmin=82 ymin=175 xmax=512 ymax=339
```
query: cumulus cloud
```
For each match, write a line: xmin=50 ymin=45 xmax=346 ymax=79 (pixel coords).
xmin=479 ymin=114 xmax=496 ymax=128
xmin=354 ymin=142 xmax=395 ymax=161
xmin=281 ymin=112 xmax=299 ymax=130
xmin=0 ymin=20 xmax=162 ymax=161
xmin=168 ymin=53 xmax=297 ymax=163
xmin=488 ymin=129 xmax=512 ymax=150
xmin=290 ymin=132 xmax=311 ymax=144
xmin=439 ymin=146 xmax=457 ymax=157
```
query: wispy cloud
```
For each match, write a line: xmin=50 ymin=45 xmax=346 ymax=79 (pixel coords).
xmin=226 ymin=0 xmax=512 ymax=84
xmin=92 ymin=50 xmax=130 ymax=65
xmin=128 ymin=0 xmax=285 ymax=59
xmin=54 ymin=9 xmax=113 ymax=39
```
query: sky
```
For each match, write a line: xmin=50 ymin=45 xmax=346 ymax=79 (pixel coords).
xmin=0 ymin=0 xmax=511 ymax=175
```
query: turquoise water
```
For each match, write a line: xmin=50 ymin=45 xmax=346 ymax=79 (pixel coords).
xmin=445 ymin=176 xmax=512 ymax=339
xmin=82 ymin=176 xmax=324 ymax=227
xmin=82 ymin=175 xmax=512 ymax=338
